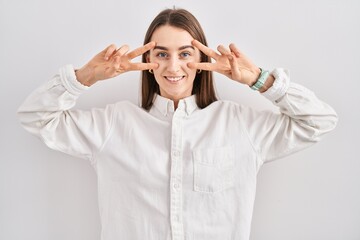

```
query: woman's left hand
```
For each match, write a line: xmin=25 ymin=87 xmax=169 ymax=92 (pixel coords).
xmin=188 ymin=40 xmax=260 ymax=86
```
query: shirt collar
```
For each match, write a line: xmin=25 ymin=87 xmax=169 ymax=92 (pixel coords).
xmin=152 ymin=94 xmax=198 ymax=116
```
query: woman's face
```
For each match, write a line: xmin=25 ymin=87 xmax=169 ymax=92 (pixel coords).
xmin=148 ymin=25 xmax=201 ymax=102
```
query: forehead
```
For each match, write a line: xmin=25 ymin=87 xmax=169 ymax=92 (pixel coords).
xmin=150 ymin=25 xmax=194 ymax=49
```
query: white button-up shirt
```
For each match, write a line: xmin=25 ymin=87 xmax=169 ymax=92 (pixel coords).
xmin=17 ymin=65 xmax=337 ymax=240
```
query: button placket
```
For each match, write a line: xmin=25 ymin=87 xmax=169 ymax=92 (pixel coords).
xmin=169 ymin=107 xmax=185 ymax=240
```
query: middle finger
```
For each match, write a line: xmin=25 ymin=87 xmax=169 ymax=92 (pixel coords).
xmin=126 ymin=42 xmax=156 ymax=60
xmin=192 ymin=40 xmax=221 ymax=60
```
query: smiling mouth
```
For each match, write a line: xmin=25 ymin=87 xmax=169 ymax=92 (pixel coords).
xmin=164 ymin=76 xmax=185 ymax=82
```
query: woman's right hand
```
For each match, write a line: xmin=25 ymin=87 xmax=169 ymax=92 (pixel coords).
xmin=75 ymin=42 xmax=158 ymax=86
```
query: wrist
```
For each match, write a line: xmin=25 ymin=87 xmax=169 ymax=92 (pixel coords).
xmin=249 ymin=68 xmax=270 ymax=91
xmin=75 ymin=65 xmax=96 ymax=87
xmin=259 ymin=74 xmax=275 ymax=93
xmin=247 ymin=68 xmax=261 ymax=87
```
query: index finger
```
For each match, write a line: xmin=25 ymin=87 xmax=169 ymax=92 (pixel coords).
xmin=192 ymin=40 xmax=220 ymax=60
xmin=126 ymin=42 xmax=156 ymax=59
xmin=188 ymin=62 xmax=218 ymax=71
xmin=128 ymin=62 xmax=159 ymax=71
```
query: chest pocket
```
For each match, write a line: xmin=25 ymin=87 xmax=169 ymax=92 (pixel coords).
xmin=193 ymin=146 xmax=235 ymax=193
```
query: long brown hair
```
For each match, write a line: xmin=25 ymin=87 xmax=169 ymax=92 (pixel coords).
xmin=141 ymin=8 xmax=217 ymax=110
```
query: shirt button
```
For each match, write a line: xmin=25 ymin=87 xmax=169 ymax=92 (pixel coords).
xmin=174 ymin=183 xmax=180 ymax=189
xmin=173 ymin=151 xmax=180 ymax=157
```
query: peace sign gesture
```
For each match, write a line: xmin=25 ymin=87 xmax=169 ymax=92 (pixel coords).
xmin=76 ymin=42 xmax=158 ymax=86
xmin=188 ymin=40 xmax=261 ymax=86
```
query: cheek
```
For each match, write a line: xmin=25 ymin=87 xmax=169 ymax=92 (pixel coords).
xmin=148 ymin=57 xmax=162 ymax=73
xmin=148 ymin=55 xmax=158 ymax=64
xmin=153 ymin=61 xmax=164 ymax=75
xmin=149 ymin=56 xmax=164 ymax=68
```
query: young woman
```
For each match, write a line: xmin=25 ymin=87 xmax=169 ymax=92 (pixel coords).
xmin=18 ymin=8 xmax=337 ymax=240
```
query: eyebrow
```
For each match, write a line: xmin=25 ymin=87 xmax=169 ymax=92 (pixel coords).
xmin=153 ymin=45 xmax=195 ymax=51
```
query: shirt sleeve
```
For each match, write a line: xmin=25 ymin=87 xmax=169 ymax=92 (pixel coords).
xmin=17 ymin=65 xmax=116 ymax=163
xmin=237 ymin=68 xmax=338 ymax=163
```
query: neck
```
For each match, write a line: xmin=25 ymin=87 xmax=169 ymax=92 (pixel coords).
xmin=174 ymin=100 xmax=179 ymax=110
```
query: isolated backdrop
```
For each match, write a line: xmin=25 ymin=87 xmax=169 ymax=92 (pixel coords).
xmin=1 ymin=0 xmax=359 ymax=239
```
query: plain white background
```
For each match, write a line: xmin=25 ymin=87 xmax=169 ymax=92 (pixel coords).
xmin=1 ymin=0 xmax=359 ymax=239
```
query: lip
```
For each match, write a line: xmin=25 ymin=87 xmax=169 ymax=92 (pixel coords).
xmin=164 ymin=76 xmax=185 ymax=83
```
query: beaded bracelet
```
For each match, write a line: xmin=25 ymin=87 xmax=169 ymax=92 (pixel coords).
xmin=250 ymin=68 xmax=270 ymax=91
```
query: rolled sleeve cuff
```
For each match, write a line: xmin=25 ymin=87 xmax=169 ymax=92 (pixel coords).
xmin=261 ymin=68 xmax=290 ymax=102
xmin=59 ymin=65 xmax=89 ymax=96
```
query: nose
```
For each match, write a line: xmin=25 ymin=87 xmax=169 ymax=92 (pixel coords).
xmin=167 ymin=56 xmax=181 ymax=73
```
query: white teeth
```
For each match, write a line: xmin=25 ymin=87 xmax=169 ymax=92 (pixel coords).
xmin=165 ymin=76 xmax=184 ymax=82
